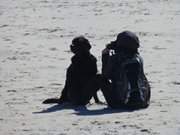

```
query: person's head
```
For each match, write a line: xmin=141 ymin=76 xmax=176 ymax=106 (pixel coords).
xmin=108 ymin=31 xmax=140 ymax=54
xmin=70 ymin=36 xmax=91 ymax=54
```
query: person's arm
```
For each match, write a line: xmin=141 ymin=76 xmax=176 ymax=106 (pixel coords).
xmin=102 ymin=48 xmax=115 ymax=79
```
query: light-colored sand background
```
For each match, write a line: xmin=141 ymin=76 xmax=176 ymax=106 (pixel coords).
xmin=0 ymin=0 xmax=180 ymax=134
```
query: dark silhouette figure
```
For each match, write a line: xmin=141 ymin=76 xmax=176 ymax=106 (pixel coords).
xmin=100 ymin=31 xmax=151 ymax=109
xmin=43 ymin=36 xmax=101 ymax=105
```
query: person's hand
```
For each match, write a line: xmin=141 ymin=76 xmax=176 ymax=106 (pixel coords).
xmin=102 ymin=47 xmax=110 ymax=55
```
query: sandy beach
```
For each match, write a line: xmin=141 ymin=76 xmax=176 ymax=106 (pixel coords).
xmin=0 ymin=0 xmax=180 ymax=134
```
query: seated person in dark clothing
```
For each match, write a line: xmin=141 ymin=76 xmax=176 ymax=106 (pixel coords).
xmin=100 ymin=31 xmax=151 ymax=109
xmin=43 ymin=36 xmax=100 ymax=105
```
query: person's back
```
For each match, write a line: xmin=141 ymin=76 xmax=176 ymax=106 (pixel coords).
xmin=43 ymin=36 xmax=100 ymax=105
xmin=101 ymin=31 xmax=151 ymax=109
xmin=110 ymin=52 xmax=150 ymax=108
xmin=67 ymin=51 xmax=97 ymax=104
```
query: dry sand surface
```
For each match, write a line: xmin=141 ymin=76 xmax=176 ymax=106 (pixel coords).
xmin=0 ymin=0 xmax=180 ymax=134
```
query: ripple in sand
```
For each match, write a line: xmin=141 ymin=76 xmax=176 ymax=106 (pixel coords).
xmin=60 ymin=34 xmax=74 ymax=38
xmin=159 ymin=90 xmax=164 ymax=93
xmin=3 ymin=38 xmax=11 ymax=42
xmin=40 ymin=0 xmax=49 ymax=3
xmin=152 ymin=46 xmax=166 ymax=50
xmin=173 ymin=100 xmax=180 ymax=103
xmin=140 ymin=129 xmax=151 ymax=133
xmin=35 ymin=86 xmax=44 ymax=89
xmin=114 ymin=121 xmax=122 ymax=124
xmin=49 ymin=47 xmax=58 ymax=51
xmin=90 ymin=120 xmax=110 ymax=125
xmin=6 ymin=101 xmax=28 ymax=105
xmin=7 ymin=56 xmax=17 ymax=60
xmin=172 ymin=81 xmax=180 ymax=85
xmin=19 ymin=51 xmax=31 ymax=55
xmin=72 ymin=123 xmax=78 ymax=126
xmin=7 ymin=90 xmax=17 ymax=92
xmin=38 ymin=27 xmax=63 ymax=33
xmin=22 ymin=129 xmax=31 ymax=132
xmin=160 ymin=110 xmax=168 ymax=112
xmin=64 ymin=50 xmax=71 ymax=53
xmin=0 ymin=24 xmax=9 ymax=28
xmin=50 ymin=83 xmax=62 ymax=86
xmin=149 ymin=71 xmax=161 ymax=74
xmin=23 ymin=33 xmax=30 ymax=36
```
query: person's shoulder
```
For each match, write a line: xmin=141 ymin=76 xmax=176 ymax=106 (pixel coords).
xmin=121 ymin=55 xmax=141 ymax=70
xmin=126 ymin=54 xmax=142 ymax=65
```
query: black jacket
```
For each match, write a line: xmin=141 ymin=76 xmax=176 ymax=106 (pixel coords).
xmin=65 ymin=52 xmax=97 ymax=103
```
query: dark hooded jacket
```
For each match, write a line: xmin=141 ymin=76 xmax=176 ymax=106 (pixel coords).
xmin=102 ymin=31 xmax=150 ymax=108
xmin=65 ymin=52 xmax=97 ymax=104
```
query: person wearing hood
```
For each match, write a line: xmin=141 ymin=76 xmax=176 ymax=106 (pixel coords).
xmin=43 ymin=36 xmax=101 ymax=105
xmin=100 ymin=31 xmax=151 ymax=109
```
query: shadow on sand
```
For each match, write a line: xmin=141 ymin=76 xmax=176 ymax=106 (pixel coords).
xmin=33 ymin=103 xmax=137 ymax=116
